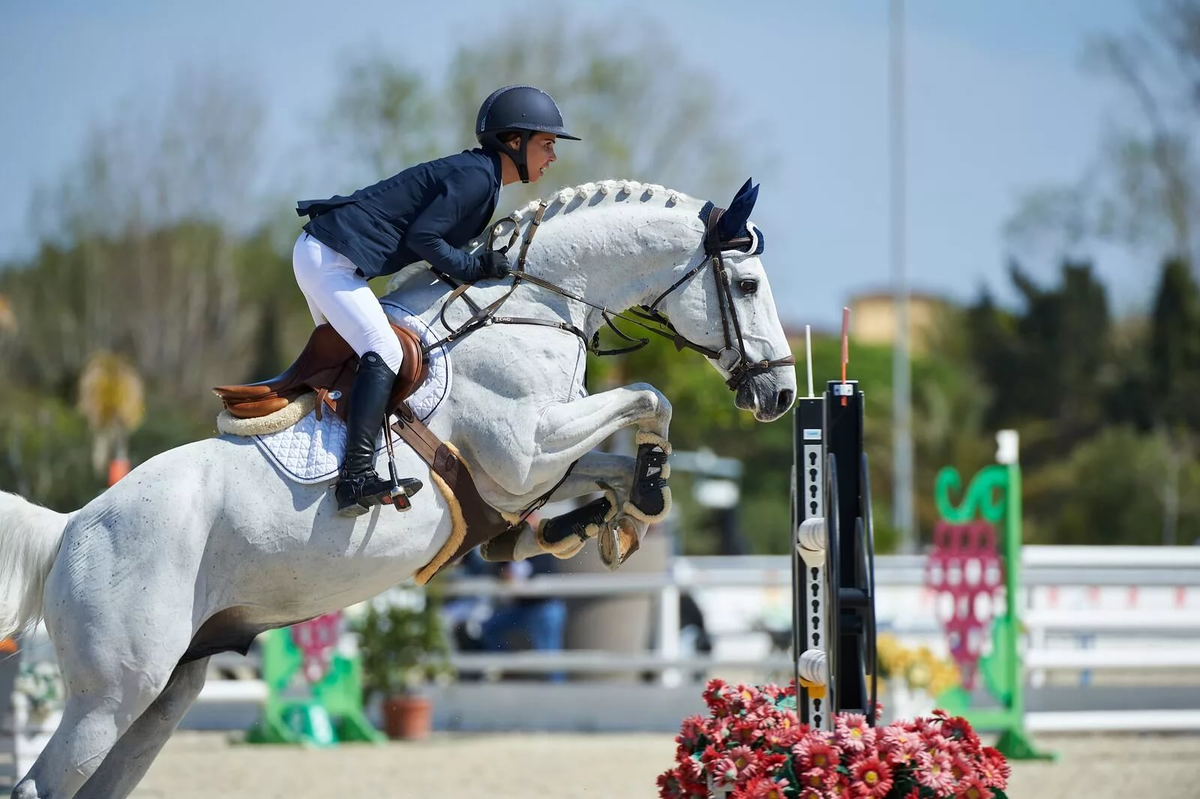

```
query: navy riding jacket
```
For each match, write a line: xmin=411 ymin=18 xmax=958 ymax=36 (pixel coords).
xmin=296 ymin=148 xmax=503 ymax=281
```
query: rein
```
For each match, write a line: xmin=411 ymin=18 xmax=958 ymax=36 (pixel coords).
xmin=425 ymin=201 xmax=794 ymax=391
xmin=415 ymin=197 xmax=794 ymax=528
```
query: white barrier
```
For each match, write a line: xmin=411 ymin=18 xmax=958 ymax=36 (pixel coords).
xmin=438 ymin=547 xmax=1200 ymax=733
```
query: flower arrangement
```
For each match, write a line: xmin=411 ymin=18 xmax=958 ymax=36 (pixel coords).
xmin=876 ymin=635 xmax=960 ymax=698
xmin=658 ymin=679 xmax=1010 ymax=799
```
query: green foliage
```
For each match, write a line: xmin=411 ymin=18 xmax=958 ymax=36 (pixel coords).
xmin=1148 ymin=258 xmax=1200 ymax=430
xmin=353 ymin=590 xmax=453 ymax=700
xmin=0 ymin=392 xmax=104 ymax=512
xmin=1024 ymin=426 xmax=1200 ymax=546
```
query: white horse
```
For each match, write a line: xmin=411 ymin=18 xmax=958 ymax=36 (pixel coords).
xmin=0 ymin=178 xmax=795 ymax=798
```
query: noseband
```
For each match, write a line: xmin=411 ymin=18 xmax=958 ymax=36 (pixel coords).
xmin=427 ymin=202 xmax=795 ymax=393
xmin=633 ymin=205 xmax=795 ymax=391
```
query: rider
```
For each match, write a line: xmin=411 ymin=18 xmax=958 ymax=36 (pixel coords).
xmin=293 ymin=85 xmax=580 ymax=516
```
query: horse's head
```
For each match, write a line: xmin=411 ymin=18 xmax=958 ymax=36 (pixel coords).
xmin=650 ymin=179 xmax=797 ymax=421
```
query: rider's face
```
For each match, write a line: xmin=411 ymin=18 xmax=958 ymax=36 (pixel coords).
xmin=521 ymin=133 xmax=557 ymax=183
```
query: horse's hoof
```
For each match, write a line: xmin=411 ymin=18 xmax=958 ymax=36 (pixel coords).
xmin=599 ymin=515 xmax=642 ymax=571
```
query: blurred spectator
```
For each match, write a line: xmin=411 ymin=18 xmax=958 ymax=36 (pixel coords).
xmin=481 ymin=553 xmax=567 ymax=683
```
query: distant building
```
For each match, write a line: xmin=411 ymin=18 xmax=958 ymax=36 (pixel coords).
xmin=846 ymin=291 xmax=949 ymax=355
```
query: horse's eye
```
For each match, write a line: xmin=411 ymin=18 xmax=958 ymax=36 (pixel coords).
xmin=738 ymin=279 xmax=758 ymax=294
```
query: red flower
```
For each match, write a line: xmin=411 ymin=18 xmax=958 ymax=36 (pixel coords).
xmin=733 ymin=776 xmax=790 ymax=799
xmin=656 ymin=771 xmax=685 ymax=799
xmin=979 ymin=747 xmax=1010 ymax=789
xmin=677 ymin=756 xmax=703 ymax=783
xmin=957 ymin=775 xmax=994 ymax=799
xmin=941 ymin=715 xmax=980 ymax=754
xmin=677 ymin=714 xmax=707 ymax=749
xmin=851 ymin=755 xmax=894 ymax=798
xmin=793 ymin=736 xmax=842 ymax=774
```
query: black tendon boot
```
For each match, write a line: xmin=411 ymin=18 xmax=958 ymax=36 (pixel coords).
xmin=335 ymin=352 xmax=417 ymax=516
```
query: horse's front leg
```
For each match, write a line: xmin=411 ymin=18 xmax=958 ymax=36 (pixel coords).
xmin=482 ymin=384 xmax=673 ymax=567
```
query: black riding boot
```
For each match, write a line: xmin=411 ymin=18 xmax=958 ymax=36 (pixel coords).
xmin=335 ymin=351 xmax=419 ymax=516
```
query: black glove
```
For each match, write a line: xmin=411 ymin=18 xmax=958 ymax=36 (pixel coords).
xmin=477 ymin=250 xmax=512 ymax=280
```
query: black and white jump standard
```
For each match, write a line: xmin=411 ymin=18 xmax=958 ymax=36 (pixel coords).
xmin=790 ymin=327 xmax=878 ymax=730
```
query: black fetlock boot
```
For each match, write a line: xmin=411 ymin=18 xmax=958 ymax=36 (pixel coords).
xmin=335 ymin=352 xmax=418 ymax=517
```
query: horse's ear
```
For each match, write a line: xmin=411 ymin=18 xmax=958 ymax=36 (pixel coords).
xmin=718 ymin=181 xmax=759 ymax=241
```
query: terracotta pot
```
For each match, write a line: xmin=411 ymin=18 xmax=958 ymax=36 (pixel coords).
xmin=382 ymin=694 xmax=433 ymax=740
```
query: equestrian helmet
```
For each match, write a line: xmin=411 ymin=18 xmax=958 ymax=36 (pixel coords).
xmin=476 ymin=85 xmax=579 ymax=182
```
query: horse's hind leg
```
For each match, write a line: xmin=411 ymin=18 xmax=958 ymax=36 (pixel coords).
xmin=73 ymin=657 xmax=209 ymax=799
xmin=11 ymin=668 xmax=173 ymax=799
xmin=13 ymin=587 xmax=193 ymax=798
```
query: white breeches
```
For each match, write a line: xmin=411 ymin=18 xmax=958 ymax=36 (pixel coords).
xmin=292 ymin=232 xmax=405 ymax=373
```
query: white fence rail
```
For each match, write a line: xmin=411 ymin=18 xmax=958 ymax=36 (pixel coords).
xmin=439 ymin=546 xmax=1200 ymax=732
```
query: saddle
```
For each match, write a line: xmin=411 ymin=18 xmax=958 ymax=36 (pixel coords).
xmin=213 ymin=323 xmax=428 ymax=422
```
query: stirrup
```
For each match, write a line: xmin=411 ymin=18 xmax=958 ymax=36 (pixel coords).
xmin=336 ymin=473 xmax=423 ymax=517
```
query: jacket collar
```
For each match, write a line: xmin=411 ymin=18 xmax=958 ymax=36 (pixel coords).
xmin=480 ymin=148 xmax=503 ymax=188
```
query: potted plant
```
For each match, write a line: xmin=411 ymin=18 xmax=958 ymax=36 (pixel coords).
xmin=354 ymin=585 xmax=453 ymax=741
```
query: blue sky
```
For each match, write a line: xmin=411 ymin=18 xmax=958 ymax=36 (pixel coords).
xmin=1 ymin=1 xmax=1144 ymax=328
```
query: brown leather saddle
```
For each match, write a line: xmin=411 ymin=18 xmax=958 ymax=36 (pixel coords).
xmin=213 ymin=323 xmax=428 ymax=422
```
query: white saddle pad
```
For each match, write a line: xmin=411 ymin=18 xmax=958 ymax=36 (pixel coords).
xmin=251 ymin=302 xmax=450 ymax=484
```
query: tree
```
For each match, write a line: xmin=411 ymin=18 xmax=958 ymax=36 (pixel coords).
xmin=326 ymin=14 xmax=756 ymax=213
xmin=1146 ymin=258 xmax=1200 ymax=543
xmin=1 ymin=71 xmax=273 ymax=413
xmin=966 ymin=261 xmax=1114 ymax=455
xmin=1149 ymin=258 xmax=1200 ymax=429
xmin=1006 ymin=0 xmax=1200 ymax=268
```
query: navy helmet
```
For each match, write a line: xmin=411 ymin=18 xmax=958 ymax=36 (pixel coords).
xmin=476 ymin=85 xmax=579 ymax=183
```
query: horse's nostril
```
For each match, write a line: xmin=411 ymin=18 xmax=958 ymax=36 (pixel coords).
xmin=778 ymin=388 xmax=794 ymax=411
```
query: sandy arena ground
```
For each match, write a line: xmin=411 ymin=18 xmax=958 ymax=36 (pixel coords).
xmin=46 ymin=729 xmax=1182 ymax=798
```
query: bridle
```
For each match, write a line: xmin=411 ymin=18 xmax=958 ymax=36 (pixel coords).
xmin=424 ymin=200 xmax=795 ymax=392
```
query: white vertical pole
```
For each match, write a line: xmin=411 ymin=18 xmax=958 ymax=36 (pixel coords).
xmin=805 ymin=324 xmax=815 ymax=398
xmin=890 ymin=0 xmax=915 ymax=551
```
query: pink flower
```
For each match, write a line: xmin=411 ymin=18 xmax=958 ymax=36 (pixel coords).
xmin=880 ymin=723 xmax=921 ymax=753
xmin=729 ymin=745 xmax=758 ymax=779
xmin=798 ymin=768 xmax=830 ymax=793
xmin=733 ymin=776 xmax=790 ymax=799
xmin=956 ymin=776 xmax=994 ymax=799
xmin=914 ymin=751 xmax=957 ymax=796
xmin=825 ymin=773 xmax=852 ymax=797
xmin=764 ymin=722 xmax=805 ymax=750
xmin=796 ymin=788 xmax=827 ymax=799
xmin=920 ymin=725 xmax=954 ymax=758
xmin=835 ymin=713 xmax=876 ymax=753
xmin=949 ymin=751 xmax=978 ymax=783
xmin=711 ymin=757 xmax=739 ymax=788
xmin=851 ymin=755 xmax=894 ymax=798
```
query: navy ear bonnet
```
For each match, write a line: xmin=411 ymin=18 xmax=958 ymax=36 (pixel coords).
xmin=699 ymin=178 xmax=765 ymax=255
